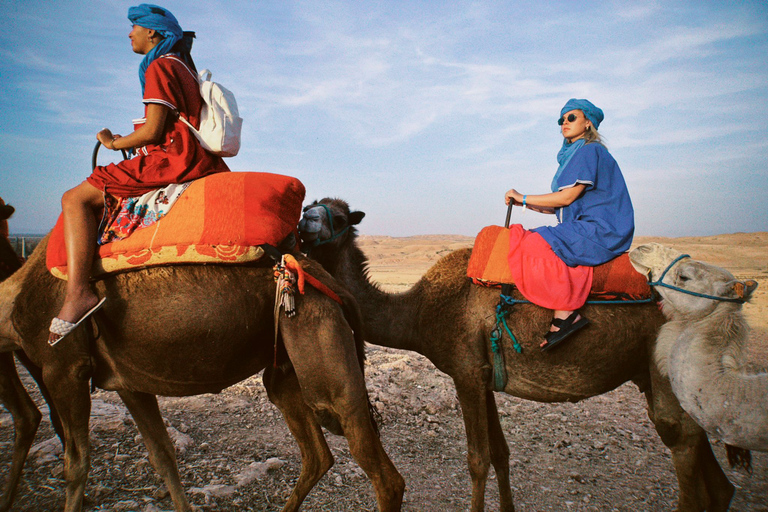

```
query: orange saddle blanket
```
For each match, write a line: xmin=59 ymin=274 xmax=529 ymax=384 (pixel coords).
xmin=47 ymin=172 xmax=305 ymax=280
xmin=467 ymin=225 xmax=651 ymax=301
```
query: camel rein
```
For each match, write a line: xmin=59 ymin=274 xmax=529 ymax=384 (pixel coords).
xmin=648 ymin=254 xmax=747 ymax=304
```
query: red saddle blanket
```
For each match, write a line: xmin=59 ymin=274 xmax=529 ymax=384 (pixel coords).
xmin=47 ymin=172 xmax=305 ymax=280
xmin=467 ymin=225 xmax=651 ymax=301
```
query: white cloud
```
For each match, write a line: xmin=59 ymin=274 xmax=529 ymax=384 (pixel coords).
xmin=1 ymin=0 xmax=767 ymax=236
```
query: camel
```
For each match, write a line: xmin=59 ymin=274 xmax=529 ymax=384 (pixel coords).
xmin=630 ymin=243 xmax=766 ymax=452
xmin=0 ymin=231 xmax=404 ymax=512
xmin=0 ymin=199 xmax=22 ymax=278
xmin=0 ymin=199 xmax=44 ymax=512
xmin=298 ymin=198 xmax=738 ymax=512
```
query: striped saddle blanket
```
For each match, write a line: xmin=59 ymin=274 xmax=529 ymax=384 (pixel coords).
xmin=47 ymin=172 xmax=305 ymax=280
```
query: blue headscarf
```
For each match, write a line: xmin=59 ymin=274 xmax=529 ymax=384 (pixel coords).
xmin=551 ymin=98 xmax=604 ymax=191
xmin=560 ymin=98 xmax=603 ymax=130
xmin=551 ymin=138 xmax=585 ymax=192
xmin=128 ymin=4 xmax=183 ymax=94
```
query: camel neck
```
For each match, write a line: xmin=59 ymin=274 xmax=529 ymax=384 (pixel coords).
xmin=695 ymin=306 xmax=751 ymax=370
xmin=323 ymin=241 xmax=424 ymax=353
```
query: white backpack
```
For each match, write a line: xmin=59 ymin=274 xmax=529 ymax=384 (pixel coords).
xmin=179 ymin=69 xmax=243 ymax=157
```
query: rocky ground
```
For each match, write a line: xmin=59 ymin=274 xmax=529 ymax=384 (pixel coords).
xmin=2 ymin=233 xmax=767 ymax=511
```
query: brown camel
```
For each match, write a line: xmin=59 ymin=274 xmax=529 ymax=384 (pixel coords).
xmin=0 ymin=232 xmax=404 ymax=512
xmin=0 ymin=199 xmax=22 ymax=278
xmin=298 ymin=198 xmax=737 ymax=512
xmin=0 ymin=199 xmax=45 ymax=512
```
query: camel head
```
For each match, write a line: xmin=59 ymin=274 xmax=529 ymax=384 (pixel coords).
xmin=0 ymin=203 xmax=14 ymax=222
xmin=629 ymin=243 xmax=758 ymax=320
xmin=0 ymin=199 xmax=14 ymax=240
xmin=298 ymin=198 xmax=365 ymax=255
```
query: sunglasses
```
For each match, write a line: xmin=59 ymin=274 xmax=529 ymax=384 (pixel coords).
xmin=557 ymin=113 xmax=579 ymax=126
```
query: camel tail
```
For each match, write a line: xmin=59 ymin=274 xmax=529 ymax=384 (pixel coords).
xmin=725 ymin=444 xmax=752 ymax=473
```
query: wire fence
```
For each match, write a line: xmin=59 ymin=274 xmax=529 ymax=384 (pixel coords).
xmin=8 ymin=236 xmax=44 ymax=259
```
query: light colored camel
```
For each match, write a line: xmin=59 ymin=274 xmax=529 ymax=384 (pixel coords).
xmin=299 ymin=198 xmax=738 ymax=512
xmin=0 ymin=232 xmax=404 ymax=512
xmin=630 ymin=242 xmax=766 ymax=452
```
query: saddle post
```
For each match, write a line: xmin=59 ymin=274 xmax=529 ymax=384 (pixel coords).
xmin=92 ymin=141 xmax=130 ymax=170
xmin=501 ymin=201 xmax=514 ymax=297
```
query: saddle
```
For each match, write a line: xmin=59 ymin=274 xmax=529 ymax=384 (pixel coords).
xmin=467 ymin=225 xmax=651 ymax=301
xmin=46 ymin=172 xmax=305 ymax=280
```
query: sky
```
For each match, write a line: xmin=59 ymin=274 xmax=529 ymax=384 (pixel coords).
xmin=1 ymin=0 xmax=767 ymax=237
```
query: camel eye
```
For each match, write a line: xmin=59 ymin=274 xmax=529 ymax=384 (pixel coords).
xmin=333 ymin=215 xmax=346 ymax=227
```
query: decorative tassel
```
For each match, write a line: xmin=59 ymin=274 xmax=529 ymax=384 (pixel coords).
xmin=274 ymin=255 xmax=298 ymax=317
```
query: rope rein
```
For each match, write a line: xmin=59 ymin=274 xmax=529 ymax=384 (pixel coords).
xmin=648 ymin=254 xmax=747 ymax=304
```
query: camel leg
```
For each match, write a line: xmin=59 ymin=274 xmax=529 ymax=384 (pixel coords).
xmin=116 ymin=390 xmax=191 ymax=512
xmin=453 ymin=376 xmax=494 ymax=512
xmin=279 ymin=299 xmax=405 ymax=512
xmin=338 ymin=400 xmax=404 ymax=512
xmin=0 ymin=352 xmax=42 ymax=512
xmin=645 ymin=371 xmax=734 ymax=512
xmin=15 ymin=349 xmax=65 ymax=444
xmin=264 ymin=365 xmax=334 ymax=512
xmin=486 ymin=390 xmax=515 ymax=512
xmin=42 ymin=359 xmax=93 ymax=512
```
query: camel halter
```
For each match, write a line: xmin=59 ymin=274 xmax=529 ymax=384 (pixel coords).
xmin=648 ymin=254 xmax=747 ymax=304
xmin=303 ymin=204 xmax=351 ymax=248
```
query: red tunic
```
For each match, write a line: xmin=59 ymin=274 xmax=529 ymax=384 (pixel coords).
xmin=87 ymin=55 xmax=230 ymax=197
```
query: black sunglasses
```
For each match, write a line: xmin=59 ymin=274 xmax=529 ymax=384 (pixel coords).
xmin=557 ymin=113 xmax=579 ymax=126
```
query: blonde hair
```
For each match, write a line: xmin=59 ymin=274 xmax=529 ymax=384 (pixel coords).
xmin=582 ymin=124 xmax=605 ymax=146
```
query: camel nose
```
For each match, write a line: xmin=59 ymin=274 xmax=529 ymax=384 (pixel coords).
xmin=299 ymin=208 xmax=323 ymax=241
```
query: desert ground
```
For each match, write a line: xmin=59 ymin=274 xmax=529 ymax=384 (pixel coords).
xmin=1 ymin=232 xmax=767 ymax=511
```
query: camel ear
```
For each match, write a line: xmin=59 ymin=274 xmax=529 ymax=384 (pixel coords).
xmin=348 ymin=211 xmax=365 ymax=226
xmin=732 ymin=280 xmax=758 ymax=300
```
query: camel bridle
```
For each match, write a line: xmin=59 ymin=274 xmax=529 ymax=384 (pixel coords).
xmin=648 ymin=254 xmax=748 ymax=304
xmin=301 ymin=204 xmax=352 ymax=250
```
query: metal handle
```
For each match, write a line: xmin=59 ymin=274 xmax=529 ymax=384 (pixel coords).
xmin=92 ymin=141 xmax=129 ymax=170
xmin=504 ymin=202 xmax=513 ymax=228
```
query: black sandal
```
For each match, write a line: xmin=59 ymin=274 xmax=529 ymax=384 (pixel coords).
xmin=540 ymin=311 xmax=589 ymax=352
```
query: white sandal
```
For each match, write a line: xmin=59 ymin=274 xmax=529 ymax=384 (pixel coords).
xmin=48 ymin=297 xmax=106 ymax=347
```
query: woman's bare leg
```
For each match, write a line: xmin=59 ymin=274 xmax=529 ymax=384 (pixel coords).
xmin=51 ymin=182 xmax=105 ymax=331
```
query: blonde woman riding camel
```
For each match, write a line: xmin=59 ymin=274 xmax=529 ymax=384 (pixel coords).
xmin=504 ymin=98 xmax=634 ymax=351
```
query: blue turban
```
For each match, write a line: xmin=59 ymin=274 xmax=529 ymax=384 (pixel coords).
xmin=128 ymin=4 xmax=183 ymax=94
xmin=560 ymin=98 xmax=604 ymax=130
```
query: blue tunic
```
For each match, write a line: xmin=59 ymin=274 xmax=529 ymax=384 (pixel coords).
xmin=532 ymin=143 xmax=634 ymax=267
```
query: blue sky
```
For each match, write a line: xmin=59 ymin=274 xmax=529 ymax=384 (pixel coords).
xmin=1 ymin=0 xmax=767 ymax=236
